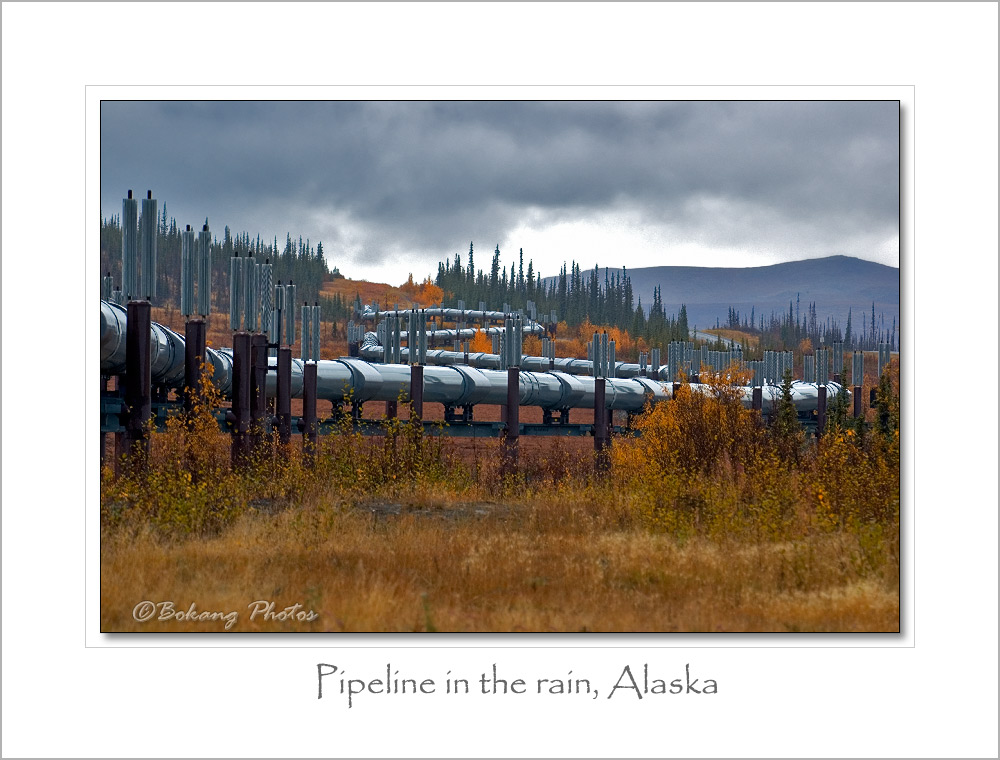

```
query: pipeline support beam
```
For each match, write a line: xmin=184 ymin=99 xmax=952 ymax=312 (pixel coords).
xmin=123 ymin=301 xmax=152 ymax=468
xmin=302 ymin=362 xmax=318 ymax=464
xmin=276 ymin=347 xmax=292 ymax=445
xmin=251 ymin=334 xmax=269 ymax=455
xmin=184 ymin=319 xmax=207 ymax=416
xmin=410 ymin=364 xmax=424 ymax=421
xmin=503 ymin=367 xmax=520 ymax=474
xmin=594 ymin=377 xmax=609 ymax=475
xmin=817 ymin=385 xmax=827 ymax=438
xmin=230 ymin=332 xmax=252 ymax=469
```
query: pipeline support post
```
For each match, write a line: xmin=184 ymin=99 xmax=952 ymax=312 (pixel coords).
xmin=751 ymin=386 xmax=763 ymax=413
xmin=302 ymin=362 xmax=318 ymax=465
xmin=276 ymin=347 xmax=292 ymax=446
xmin=410 ymin=364 xmax=424 ymax=423
xmin=113 ymin=375 xmax=125 ymax=474
xmin=123 ymin=301 xmax=152 ymax=469
xmin=101 ymin=376 xmax=108 ymax=470
xmin=230 ymin=332 xmax=252 ymax=469
xmin=251 ymin=333 xmax=269 ymax=456
xmin=817 ymin=385 xmax=827 ymax=439
xmin=503 ymin=366 xmax=520 ymax=474
xmin=853 ymin=385 xmax=863 ymax=419
xmin=594 ymin=376 xmax=610 ymax=475
xmin=184 ymin=318 xmax=207 ymax=417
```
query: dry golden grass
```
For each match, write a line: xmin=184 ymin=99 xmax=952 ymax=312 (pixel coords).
xmin=101 ymin=490 xmax=898 ymax=633
xmin=101 ymin=359 xmax=899 ymax=634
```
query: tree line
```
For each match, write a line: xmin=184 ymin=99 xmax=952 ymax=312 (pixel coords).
xmin=99 ymin=215 xmax=351 ymax=321
xmin=725 ymin=294 xmax=897 ymax=352
xmin=434 ymin=242 xmax=896 ymax=354
xmin=434 ymin=242 xmax=691 ymax=346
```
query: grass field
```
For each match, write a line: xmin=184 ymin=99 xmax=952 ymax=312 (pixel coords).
xmin=101 ymin=365 xmax=900 ymax=633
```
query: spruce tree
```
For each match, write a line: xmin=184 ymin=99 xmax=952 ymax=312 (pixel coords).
xmin=770 ymin=369 xmax=802 ymax=465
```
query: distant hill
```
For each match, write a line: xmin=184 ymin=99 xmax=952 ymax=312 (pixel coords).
xmin=622 ymin=255 xmax=899 ymax=334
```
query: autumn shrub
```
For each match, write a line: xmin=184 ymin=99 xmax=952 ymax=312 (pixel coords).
xmin=618 ymin=365 xmax=765 ymax=480
xmin=102 ymin=381 xmax=471 ymax=537
xmin=613 ymin=362 xmax=899 ymax=561
xmin=101 ymin=369 xmax=252 ymax=536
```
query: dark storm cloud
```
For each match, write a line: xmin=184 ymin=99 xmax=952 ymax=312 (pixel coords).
xmin=100 ymin=100 xmax=899 ymax=270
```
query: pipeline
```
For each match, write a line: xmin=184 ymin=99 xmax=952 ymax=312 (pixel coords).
xmin=361 ymin=336 xmax=652 ymax=379
xmin=100 ymin=300 xmax=234 ymax=395
xmin=358 ymin=331 xmax=848 ymax=413
xmin=100 ymin=300 xmax=848 ymax=415
xmin=360 ymin=307 xmax=547 ymax=341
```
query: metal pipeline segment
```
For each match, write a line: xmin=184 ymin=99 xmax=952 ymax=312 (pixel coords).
xmin=101 ymin=300 xmax=234 ymax=394
xmin=100 ymin=300 xmax=845 ymax=414
xmin=361 ymin=307 xmax=542 ymax=323
xmin=357 ymin=334 xmax=850 ymax=409
xmin=246 ymin=358 xmax=671 ymax=412
xmin=360 ymin=308 xmax=547 ymax=337
xmin=361 ymin=338 xmax=683 ymax=380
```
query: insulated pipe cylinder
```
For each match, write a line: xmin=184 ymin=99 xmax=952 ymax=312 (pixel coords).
xmin=181 ymin=226 xmax=195 ymax=317
xmin=197 ymin=223 xmax=212 ymax=317
xmin=392 ymin=314 xmax=402 ymax=364
xmin=245 ymin=256 xmax=258 ymax=333
xmin=301 ymin=303 xmax=312 ymax=361
xmin=601 ymin=333 xmax=609 ymax=379
xmin=312 ymin=304 xmax=321 ymax=362
xmin=140 ymin=192 xmax=157 ymax=301
xmin=285 ymin=283 xmax=296 ymax=346
xmin=515 ymin=317 xmax=523 ymax=365
xmin=229 ymin=257 xmax=243 ymax=331
xmin=272 ymin=281 xmax=284 ymax=346
xmin=405 ymin=311 xmax=415 ymax=364
xmin=122 ymin=191 xmax=139 ymax=300
xmin=419 ymin=312 xmax=428 ymax=365
xmin=832 ymin=342 xmax=844 ymax=379
xmin=259 ymin=261 xmax=272 ymax=344
xmin=817 ymin=348 xmax=829 ymax=386
xmin=878 ymin=344 xmax=891 ymax=377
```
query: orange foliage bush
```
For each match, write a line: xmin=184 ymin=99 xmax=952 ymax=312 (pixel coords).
xmin=469 ymin=330 xmax=493 ymax=353
xmin=398 ymin=274 xmax=444 ymax=307
xmin=522 ymin=335 xmax=541 ymax=356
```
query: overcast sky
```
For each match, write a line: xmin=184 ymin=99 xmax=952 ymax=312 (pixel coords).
xmin=101 ymin=100 xmax=899 ymax=284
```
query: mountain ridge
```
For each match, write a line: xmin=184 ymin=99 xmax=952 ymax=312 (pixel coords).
xmin=579 ymin=255 xmax=899 ymax=333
